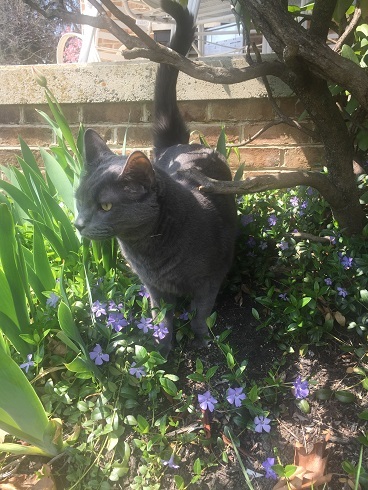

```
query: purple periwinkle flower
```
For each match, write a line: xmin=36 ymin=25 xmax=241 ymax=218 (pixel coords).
xmin=338 ymin=253 xmax=353 ymax=270
xmin=262 ymin=457 xmax=277 ymax=480
xmin=247 ymin=236 xmax=256 ymax=248
xmin=290 ymin=196 xmax=299 ymax=207
xmin=324 ymin=277 xmax=332 ymax=286
xmin=108 ymin=300 xmax=123 ymax=311
xmin=301 ymin=200 xmax=308 ymax=209
xmin=259 ymin=241 xmax=268 ymax=250
xmin=138 ymin=285 xmax=150 ymax=298
xmin=279 ymin=293 xmax=288 ymax=301
xmin=241 ymin=214 xmax=254 ymax=226
xmin=20 ymin=354 xmax=35 ymax=373
xmin=89 ymin=344 xmax=109 ymax=365
xmin=161 ymin=453 xmax=179 ymax=469
xmin=226 ymin=387 xmax=246 ymax=407
xmin=91 ymin=300 xmax=107 ymax=318
xmin=198 ymin=391 xmax=218 ymax=412
xmin=179 ymin=310 xmax=190 ymax=321
xmin=137 ymin=317 xmax=153 ymax=333
xmin=153 ymin=322 xmax=169 ymax=340
xmin=254 ymin=415 xmax=271 ymax=433
xmin=279 ymin=240 xmax=289 ymax=251
xmin=293 ymin=376 xmax=309 ymax=399
xmin=107 ymin=312 xmax=129 ymax=332
xmin=268 ymin=214 xmax=277 ymax=226
xmin=46 ymin=292 xmax=60 ymax=308
xmin=129 ymin=362 xmax=146 ymax=379
xmin=337 ymin=287 xmax=348 ymax=298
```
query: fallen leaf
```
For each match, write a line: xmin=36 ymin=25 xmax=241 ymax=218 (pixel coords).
xmin=333 ymin=311 xmax=346 ymax=327
xmin=273 ymin=436 xmax=333 ymax=489
xmin=0 ymin=473 xmax=56 ymax=490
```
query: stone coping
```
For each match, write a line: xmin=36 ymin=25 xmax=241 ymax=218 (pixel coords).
xmin=0 ymin=57 xmax=292 ymax=105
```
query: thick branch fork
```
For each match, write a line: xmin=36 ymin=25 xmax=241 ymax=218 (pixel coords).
xmin=184 ymin=168 xmax=341 ymax=207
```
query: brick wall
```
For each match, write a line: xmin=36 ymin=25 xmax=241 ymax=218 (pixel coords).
xmin=0 ymin=60 xmax=325 ymax=174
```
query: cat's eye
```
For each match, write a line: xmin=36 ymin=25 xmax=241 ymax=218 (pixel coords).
xmin=101 ymin=202 xmax=113 ymax=212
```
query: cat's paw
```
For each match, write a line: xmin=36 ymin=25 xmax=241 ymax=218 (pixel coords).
xmin=189 ymin=336 xmax=210 ymax=350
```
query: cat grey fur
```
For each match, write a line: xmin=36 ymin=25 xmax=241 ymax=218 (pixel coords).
xmin=75 ymin=0 xmax=237 ymax=354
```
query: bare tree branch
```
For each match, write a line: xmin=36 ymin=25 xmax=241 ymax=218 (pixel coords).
xmin=98 ymin=0 xmax=158 ymax=49
xmin=23 ymin=0 xmax=368 ymax=111
xmin=227 ymin=118 xmax=315 ymax=148
xmin=243 ymin=0 xmax=368 ymax=111
xmin=333 ymin=6 xmax=362 ymax=52
xmin=246 ymin=41 xmax=318 ymax=143
xmin=123 ymin=46 xmax=288 ymax=83
xmin=227 ymin=120 xmax=284 ymax=148
xmin=181 ymin=167 xmax=343 ymax=209
xmin=23 ymin=0 xmax=146 ymax=49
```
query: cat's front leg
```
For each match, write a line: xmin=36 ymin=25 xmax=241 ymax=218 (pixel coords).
xmin=190 ymin=283 xmax=219 ymax=348
xmin=145 ymin=285 xmax=175 ymax=356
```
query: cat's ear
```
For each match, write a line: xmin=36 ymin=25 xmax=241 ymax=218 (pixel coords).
xmin=122 ymin=151 xmax=155 ymax=188
xmin=84 ymin=129 xmax=114 ymax=166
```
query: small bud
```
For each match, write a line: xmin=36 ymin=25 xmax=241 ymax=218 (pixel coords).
xmin=31 ymin=66 xmax=47 ymax=88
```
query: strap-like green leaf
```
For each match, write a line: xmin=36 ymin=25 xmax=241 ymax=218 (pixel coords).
xmin=0 ymin=205 xmax=30 ymax=333
xmin=41 ymin=149 xmax=75 ymax=212
xmin=33 ymin=224 xmax=55 ymax=291
xmin=58 ymin=302 xmax=86 ymax=355
xmin=0 ymin=349 xmax=49 ymax=441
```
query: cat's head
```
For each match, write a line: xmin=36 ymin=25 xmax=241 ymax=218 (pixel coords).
xmin=75 ymin=129 xmax=159 ymax=241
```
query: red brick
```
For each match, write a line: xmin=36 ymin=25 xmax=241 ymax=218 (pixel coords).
xmin=178 ymin=101 xmax=208 ymax=123
xmin=0 ymin=127 xmax=53 ymax=147
xmin=209 ymin=98 xmax=274 ymax=122
xmin=23 ymin=104 xmax=80 ymax=124
xmin=284 ymin=146 xmax=325 ymax=169
xmin=0 ymin=149 xmax=44 ymax=173
xmin=0 ymin=106 xmax=21 ymax=124
xmin=228 ymin=147 xmax=282 ymax=172
xmin=242 ymin=122 xmax=314 ymax=145
xmin=23 ymin=104 xmax=51 ymax=123
xmin=189 ymin=123 xmax=241 ymax=147
xmin=0 ymin=149 xmax=21 ymax=169
xmin=278 ymin=97 xmax=306 ymax=119
xmin=116 ymin=125 xmax=152 ymax=147
xmin=145 ymin=101 xmax=208 ymax=124
xmin=82 ymin=102 xmax=144 ymax=124
xmin=84 ymin=126 xmax=115 ymax=144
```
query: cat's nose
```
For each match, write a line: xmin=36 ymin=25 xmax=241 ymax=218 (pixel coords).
xmin=74 ymin=217 xmax=85 ymax=232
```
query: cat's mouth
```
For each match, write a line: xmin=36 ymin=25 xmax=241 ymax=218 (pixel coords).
xmin=76 ymin=224 xmax=115 ymax=241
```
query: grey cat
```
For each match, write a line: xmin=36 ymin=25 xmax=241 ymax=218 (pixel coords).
xmin=75 ymin=0 xmax=237 ymax=354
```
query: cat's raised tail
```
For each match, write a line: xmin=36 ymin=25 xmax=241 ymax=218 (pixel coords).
xmin=153 ymin=0 xmax=195 ymax=153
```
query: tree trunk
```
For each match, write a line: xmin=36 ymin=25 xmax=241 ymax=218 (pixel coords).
xmin=284 ymin=70 xmax=365 ymax=235
xmin=242 ymin=0 xmax=366 ymax=235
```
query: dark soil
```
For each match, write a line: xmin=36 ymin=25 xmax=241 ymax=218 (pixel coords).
xmin=161 ymin=292 xmax=368 ymax=490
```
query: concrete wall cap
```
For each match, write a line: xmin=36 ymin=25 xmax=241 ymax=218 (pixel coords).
xmin=0 ymin=57 xmax=291 ymax=105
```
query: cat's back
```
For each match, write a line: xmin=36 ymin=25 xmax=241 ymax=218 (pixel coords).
xmin=154 ymin=143 xmax=237 ymax=245
xmin=154 ymin=144 xmax=232 ymax=184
